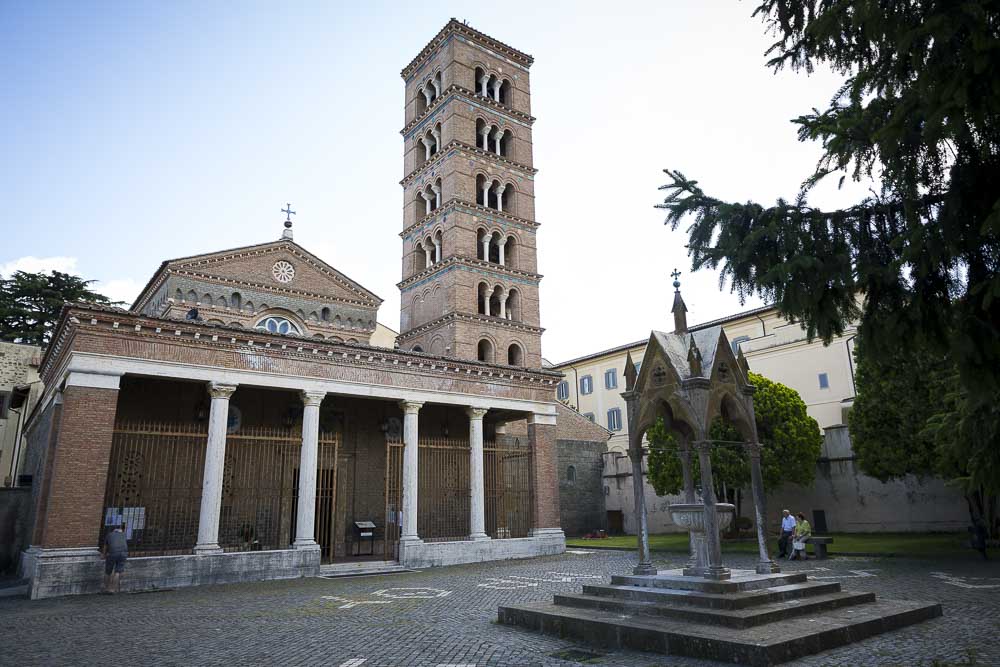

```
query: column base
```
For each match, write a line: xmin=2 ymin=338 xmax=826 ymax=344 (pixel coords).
xmin=292 ymin=540 xmax=321 ymax=551
xmin=193 ymin=544 xmax=223 ymax=556
xmin=702 ymin=566 xmax=732 ymax=580
xmin=633 ymin=562 xmax=657 ymax=576
xmin=756 ymin=560 xmax=781 ymax=574
xmin=469 ymin=533 xmax=491 ymax=541
xmin=529 ymin=527 xmax=565 ymax=539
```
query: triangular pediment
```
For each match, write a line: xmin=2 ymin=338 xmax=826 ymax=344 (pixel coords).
xmin=134 ymin=240 xmax=382 ymax=311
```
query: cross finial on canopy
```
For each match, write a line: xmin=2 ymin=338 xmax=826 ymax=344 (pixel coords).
xmin=671 ymin=268 xmax=682 ymax=290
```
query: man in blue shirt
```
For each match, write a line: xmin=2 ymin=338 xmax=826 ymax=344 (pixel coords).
xmin=102 ymin=523 xmax=128 ymax=594
xmin=778 ymin=509 xmax=796 ymax=558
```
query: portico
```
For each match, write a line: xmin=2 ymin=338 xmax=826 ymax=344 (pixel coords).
xmin=19 ymin=303 xmax=563 ymax=599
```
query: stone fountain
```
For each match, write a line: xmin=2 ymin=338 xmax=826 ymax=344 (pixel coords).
xmin=500 ymin=275 xmax=941 ymax=664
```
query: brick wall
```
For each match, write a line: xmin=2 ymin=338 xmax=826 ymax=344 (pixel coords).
xmin=528 ymin=421 xmax=559 ymax=530
xmin=35 ymin=386 xmax=119 ymax=549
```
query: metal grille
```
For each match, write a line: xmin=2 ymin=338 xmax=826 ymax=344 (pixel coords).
xmin=485 ymin=438 xmax=534 ymax=539
xmin=418 ymin=437 xmax=471 ymax=542
xmin=102 ymin=421 xmax=207 ymax=556
xmin=385 ymin=440 xmax=404 ymax=560
xmin=219 ymin=425 xmax=301 ymax=552
xmin=316 ymin=434 xmax=339 ymax=561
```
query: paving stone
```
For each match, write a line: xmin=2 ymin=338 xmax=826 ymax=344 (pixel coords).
xmin=0 ymin=551 xmax=997 ymax=666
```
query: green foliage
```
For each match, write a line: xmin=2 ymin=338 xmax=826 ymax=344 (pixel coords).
xmin=0 ymin=271 xmax=116 ymax=346
xmin=850 ymin=333 xmax=999 ymax=536
xmin=657 ymin=1 xmax=1000 ymax=401
xmin=646 ymin=372 xmax=821 ymax=497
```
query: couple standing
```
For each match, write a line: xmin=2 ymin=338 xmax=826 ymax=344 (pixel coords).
xmin=778 ymin=509 xmax=811 ymax=560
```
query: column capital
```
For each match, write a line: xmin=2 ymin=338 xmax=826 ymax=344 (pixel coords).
xmin=208 ymin=382 xmax=237 ymax=400
xmin=465 ymin=407 xmax=489 ymax=420
xmin=743 ymin=441 xmax=763 ymax=458
xmin=694 ymin=439 xmax=713 ymax=453
xmin=399 ymin=400 xmax=424 ymax=414
xmin=301 ymin=390 xmax=326 ymax=407
xmin=527 ymin=412 xmax=557 ymax=426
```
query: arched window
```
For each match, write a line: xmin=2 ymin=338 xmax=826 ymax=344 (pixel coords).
xmin=499 ymin=79 xmax=512 ymax=106
xmin=477 ymin=281 xmax=489 ymax=315
xmin=321 ymin=307 xmax=331 ymax=322
xmin=231 ymin=292 xmax=242 ymax=310
xmin=477 ymin=338 xmax=494 ymax=363
xmin=507 ymin=343 xmax=523 ymax=366
xmin=412 ymin=345 xmax=424 ymax=353
xmin=506 ymin=289 xmax=521 ymax=321
xmin=255 ymin=316 xmax=301 ymax=336
xmin=414 ymin=242 xmax=427 ymax=272
xmin=499 ymin=129 xmax=513 ymax=157
xmin=566 ymin=465 xmax=576 ymax=484
xmin=504 ymin=236 xmax=518 ymax=269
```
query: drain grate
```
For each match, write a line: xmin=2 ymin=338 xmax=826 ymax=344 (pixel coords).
xmin=549 ymin=648 xmax=604 ymax=662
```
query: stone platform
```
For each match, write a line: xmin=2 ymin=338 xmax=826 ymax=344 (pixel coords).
xmin=498 ymin=568 xmax=942 ymax=666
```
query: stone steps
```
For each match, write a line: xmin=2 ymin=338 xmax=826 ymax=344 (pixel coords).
xmin=499 ymin=596 xmax=942 ymax=666
xmin=611 ymin=570 xmax=807 ymax=593
xmin=553 ymin=589 xmax=876 ymax=629
xmin=581 ymin=580 xmax=842 ymax=610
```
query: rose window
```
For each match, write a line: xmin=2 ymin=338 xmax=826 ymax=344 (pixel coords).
xmin=271 ymin=260 xmax=295 ymax=283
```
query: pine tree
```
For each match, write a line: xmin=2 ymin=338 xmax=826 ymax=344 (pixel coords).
xmin=0 ymin=271 xmax=117 ymax=346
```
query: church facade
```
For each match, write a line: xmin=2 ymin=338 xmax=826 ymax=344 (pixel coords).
xmin=18 ymin=21 xmax=568 ymax=600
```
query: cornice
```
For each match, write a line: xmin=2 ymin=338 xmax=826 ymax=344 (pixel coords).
xmin=397 ymin=311 xmax=544 ymax=342
xmin=170 ymin=269 xmax=379 ymax=310
xmin=402 ymin=19 xmax=533 ymax=80
xmin=42 ymin=304 xmax=561 ymax=386
xmin=397 ymin=256 xmax=541 ymax=291
xmin=401 ymin=140 xmax=536 ymax=188
xmin=401 ymin=200 xmax=540 ymax=239
xmin=401 ymin=86 xmax=534 ymax=137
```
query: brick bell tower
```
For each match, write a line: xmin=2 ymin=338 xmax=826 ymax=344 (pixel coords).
xmin=396 ymin=20 xmax=543 ymax=369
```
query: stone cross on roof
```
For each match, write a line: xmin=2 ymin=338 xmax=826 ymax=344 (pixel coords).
xmin=281 ymin=203 xmax=296 ymax=240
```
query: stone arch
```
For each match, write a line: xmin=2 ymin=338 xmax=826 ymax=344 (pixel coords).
xmin=412 ymin=345 xmax=424 ymax=353
xmin=321 ymin=307 xmax=331 ymax=322
xmin=506 ymin=288 xmax=521 ymax=321
xmin=202 ymin=293 xmax=212 ymax=305
xmin=506 ymin=341 xmax=524 ymax=366
xmin=347 ymin=338 xmax=359 ymax=344
xmin=329 ymin=336 xmax=343 ymax=343
xmin=504 ymin=234 xmax=520 ymax=269
xmin=477 ymin=337 xmax=495 ymax=363
xmin=499 ymin=78 xmax=512 ymax=106
xmin=175 ymin=288 xmax=184 ymax=302
xmin=707 ymin=390 xmax=756 ymax=443
xmin=217 ymin=295 xmax=228 ymax=308
xmin=187 ymin=290 xmax=197 ymax=303
xmin=429 ymin=335 xmax=444 ymax=355
xmin=230 ymin=292 xmax=242 ymax=310
xmin=244 ymin=300 xmax=254 ymax=313
xmin=477 ymin=281 xmax=490 ymax=315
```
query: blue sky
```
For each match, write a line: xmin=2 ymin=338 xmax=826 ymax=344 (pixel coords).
xmin=1 ymin=1 xmax=868 ymax=362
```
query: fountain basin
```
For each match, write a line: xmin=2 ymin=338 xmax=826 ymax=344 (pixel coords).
xmin=668 ymin=503 xmax=735 ymax=532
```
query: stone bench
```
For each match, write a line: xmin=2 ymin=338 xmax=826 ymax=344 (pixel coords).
xmin=807 ymin=536 xmax=833 ymax=559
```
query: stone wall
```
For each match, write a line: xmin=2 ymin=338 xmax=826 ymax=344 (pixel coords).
xmin=0 ymin=487 xmax=31 ymax=574
xmin=557 ymin=439 xmax=607 ymax=536
xmin=765 ymin=426 xmax=968 ymax=533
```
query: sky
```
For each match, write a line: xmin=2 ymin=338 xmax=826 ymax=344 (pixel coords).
xmin=1 ymin=1 xmax=870 ymax=364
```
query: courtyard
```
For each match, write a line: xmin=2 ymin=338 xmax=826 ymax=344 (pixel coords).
xmin=2 ymin=550 xmax=997 ymax=667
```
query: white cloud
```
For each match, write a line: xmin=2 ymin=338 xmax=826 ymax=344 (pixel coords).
xmin=94 ymin=278 xmax=143 ymax=305
xmin=0 ymin=255 xmax=79 ymax=277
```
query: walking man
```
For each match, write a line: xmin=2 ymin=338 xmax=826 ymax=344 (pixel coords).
xmin=778 ymin=509 xmax=796 ymax=558
xmin=102 ymin=522 xmax=128 ymax=594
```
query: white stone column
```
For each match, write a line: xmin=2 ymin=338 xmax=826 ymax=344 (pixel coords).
xmin=491 ymin=79 xmax=501 ymax=102
xmin=492 ymin=128 xmax=502 ymax=155
xmin=479 ymin=74 xmax=490 ymax=97
xmin=467 ymin=407 xmax=489 ymax=540
xmin=431 ymin=183 xmax=441 ymax=209
xmin=194 ymin=382 xmax=238 ymax=555
xmin=431 ymin=78 xmax=441 ymax=98
xmin=423 ymin=191 xmax=432 ymax=216
xmin=293 ymin=390 xmax=325 ymax=550
xmin=499 ymin=289 xmax=507 ymax=319
xmin=479 ymin=125 xmax=490 ymax=151
xmin=481 ymin=236 xmax=491 ymax=261
xmin=421 ymin=87 xmax=433 ymax=107
xmin=432 ymin=126 xmax=441 ymax=152
xmin=421 ymin=137 xmax=432 ymax=161
xmin=498 ymin=240 xmax=506 ymax=266
xmin=400 ymin=400 xmax=423 ymax=543
xmin=496 ymin=184 xmax=506 ymax=213
xmin=432 ymin=236 xmax=441 ymax=263
xmin=424 ymin=246 xmax=433 ymax=266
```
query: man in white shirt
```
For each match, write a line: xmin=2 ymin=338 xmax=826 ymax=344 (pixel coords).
xmin=778 ymin=509 xmax=797 ymax=558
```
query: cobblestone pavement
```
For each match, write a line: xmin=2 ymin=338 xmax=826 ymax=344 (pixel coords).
xmin=1 ymin=550 xmax=998 ymax=666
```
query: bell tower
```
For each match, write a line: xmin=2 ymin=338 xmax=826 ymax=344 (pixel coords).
xmin=396 ymin=20 xmax=543 ymax=368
